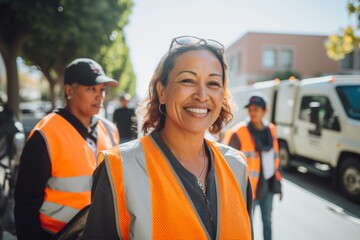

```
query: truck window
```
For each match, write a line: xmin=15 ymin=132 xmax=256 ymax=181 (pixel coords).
xmin=299 ymin=96 xmax=340 ymax=131
xmin=336 ymin=85 xmax=360 ymax=121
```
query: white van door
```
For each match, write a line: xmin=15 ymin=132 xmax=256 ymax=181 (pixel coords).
xmin=293 ymin=95 xmax=340 ymax=163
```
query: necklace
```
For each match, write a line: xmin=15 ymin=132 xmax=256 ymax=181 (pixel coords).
xmin=197 ymin=148 xmax=207 ymax=195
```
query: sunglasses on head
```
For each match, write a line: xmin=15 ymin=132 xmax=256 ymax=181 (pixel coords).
xmin=169 ymin=36 xmax=225 ymax=53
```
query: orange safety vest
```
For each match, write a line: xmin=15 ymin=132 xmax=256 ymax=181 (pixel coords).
xmin=230 ymin=122 xmax=281 ymax=199
xmin=100 ymin=135 xmax=252 ymax=239
xmin=29 ymin=113 xmax=119 ymax=234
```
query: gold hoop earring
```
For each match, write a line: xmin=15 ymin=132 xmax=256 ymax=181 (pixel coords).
xmin=159 ymin=104 xmax=166 ymax=115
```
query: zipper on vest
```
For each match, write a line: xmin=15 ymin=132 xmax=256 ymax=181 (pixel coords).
xmin=203 ymin=191 xmax=218 ymax=239
xmin=203 ymin=192 xmax=212 ymax=221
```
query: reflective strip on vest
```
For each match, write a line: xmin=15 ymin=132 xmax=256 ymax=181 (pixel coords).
xmin=40 ymin=201 xmax=80 ymax=223
xmin=94 ymin=115 xmax=117 ymax=146
xmin=47 ymin=176 xmax=92 ymax=192
xmin=249 ymin=170 xmax=260 ymax=178
xmin=104 ymin=141 xmax=151 ymax=239
xmin=243 ymin=151 xmax=256 ymax=159
xmin=104 ymin=136 xmax=252 ymax=239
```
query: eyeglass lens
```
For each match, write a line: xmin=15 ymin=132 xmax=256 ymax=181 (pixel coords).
xmin=170 ymin=36 xmax=224 ymax=52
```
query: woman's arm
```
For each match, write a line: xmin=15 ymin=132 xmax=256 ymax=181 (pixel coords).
xmin=84 ymin=162 xmax=120 ymax=240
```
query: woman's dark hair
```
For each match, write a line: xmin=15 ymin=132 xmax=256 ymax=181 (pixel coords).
xmin=139 ymin=44 xmax=233 ymax=135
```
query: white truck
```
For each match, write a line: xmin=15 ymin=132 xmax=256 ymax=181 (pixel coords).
xmin=224 ymin=75 xmax=360 ymax=202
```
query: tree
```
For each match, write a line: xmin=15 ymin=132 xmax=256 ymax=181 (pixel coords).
xmin=22 ymin=0 xmax=133 ymax=109
xmin=0 ymin=0 xmax=134 ymax=115
xmin=0 ymin=0 xmax=56 ymax=117
xmin=325 ymin=0 xmax=360 ymax=60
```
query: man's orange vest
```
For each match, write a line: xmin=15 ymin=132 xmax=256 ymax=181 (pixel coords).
xmin=224 ymin=122 xmax=281 ymax=199
xmin=100 ymin=135 xmax=252 ymax=239
xmin=30 ymin=113 xmax=119 ymax=234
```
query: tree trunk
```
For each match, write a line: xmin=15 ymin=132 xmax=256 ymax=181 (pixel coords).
xmin=57 ymin=72 xmax=65 ymax=108
xmin=0 ymin=43 xmax=20 ymax=119
xmin=42 ymin=70 xmax=57 ymax=110
xmin=0 ymin=33 xmax=26 ymax=120
xmin=49 ymin=80 xmax=56 ymax=110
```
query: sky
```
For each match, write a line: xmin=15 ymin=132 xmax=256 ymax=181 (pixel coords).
xmin=124 ymin=0 xmax=350 ymax=98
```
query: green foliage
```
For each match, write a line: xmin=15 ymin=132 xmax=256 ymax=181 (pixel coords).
xmin=0 ymin=0 xmax=135 ymax=113
xmin=325 ymin=0 xmax=360 ymax=60
xmin=98 ymin=30 xmax=136 ymax=98
xmin=20 ymin=0 xmax=134 ymax=105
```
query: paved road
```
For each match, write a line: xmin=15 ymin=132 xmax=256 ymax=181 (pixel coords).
xmin=253 ymin=172 xmax=360 ymax=240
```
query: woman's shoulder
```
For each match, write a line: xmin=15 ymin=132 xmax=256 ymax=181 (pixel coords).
xmin=208 ymin=140 xmax=247 ymax=166
xmin=97 ymin=139 xmax=143 ymax=171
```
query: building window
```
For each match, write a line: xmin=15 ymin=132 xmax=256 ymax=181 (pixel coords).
xmin=237 ymin=52 xmax=242 ymax=72
xmin=262 ymin=48 xmax=276 ymax=68
xmin=229 ymin=52 xmax=242 ymax=76
xmin=229 ymin=55 xmax=237 ymax=73
xmin=356 ymin=51 xmax=360 ymax=70
xmin=262 ymin=47 xmax=293 ymax=70
xmin=340 ymin=52 xmax=354 ymax=69
xmin=279 ymin=49 xmax=293 ymax=70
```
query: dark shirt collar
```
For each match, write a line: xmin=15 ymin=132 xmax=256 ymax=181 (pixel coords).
xmin=54 ymin=108 xmax=99 ymax=140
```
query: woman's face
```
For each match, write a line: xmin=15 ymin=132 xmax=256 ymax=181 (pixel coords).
xmin=65 ymin=83 xmax=106 ymax=125
xmin=157 ymin=49 xmax=224 ymax=135
xmin=247 ymin=104 xmax=266 ymax=124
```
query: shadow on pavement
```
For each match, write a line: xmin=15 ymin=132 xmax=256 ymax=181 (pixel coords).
xmin=283 ymin=170 xmax=360 ymax=219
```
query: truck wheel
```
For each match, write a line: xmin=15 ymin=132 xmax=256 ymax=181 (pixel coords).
xmin=339 ymin=157 xmax=360 ymax=203
xmin=279 ymin=141 xmax=293 ymax=171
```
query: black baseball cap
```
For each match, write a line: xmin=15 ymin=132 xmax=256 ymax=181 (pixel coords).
xmin=64 ymin=58 xmax=118 ymax=87
xmin=244 ymin=95 xmax=267 ymax=108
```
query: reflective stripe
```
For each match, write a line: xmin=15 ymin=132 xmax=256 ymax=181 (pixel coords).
xmin=105 ymin=141 xmax=152 ymax=239
xmin=249 ymin=171 xmax=260 ymax=178
xmin=217 ymin=143 xmax=249 ymax=202
xmin=40 ymin=201 xmax=79 ymax=223
xmin=243 ymin=151 xmax=256 ymax=159
xmin=120 ymin=141 xmax=152 ymax=239
xmin=95 ymin=116 xmax=116 ymax=146
xmin=274 ymin=151 xmax=279 ymax=159
xmin=47 ymin=176 xmax=92 ymax=192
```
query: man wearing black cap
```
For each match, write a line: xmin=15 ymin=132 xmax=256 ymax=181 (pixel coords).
xmin=223 ymin=93 xmax=282 ymax=240
xmin=14 ymin=58 xmax=120 ymax=240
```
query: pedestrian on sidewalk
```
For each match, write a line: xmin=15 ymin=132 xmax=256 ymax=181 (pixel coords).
xmin=112 ymin=93 xmax=137 ymax=143
xmin=223 ymin=93 xmax=282 ymax=240
xmin=84 ymin=36 xmax=253 ymax=239
xmin=14 ymin=58 xmax=120 ymax=240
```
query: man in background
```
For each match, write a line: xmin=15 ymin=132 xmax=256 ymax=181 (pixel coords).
xmin=113 ymin=93 xmax=137 ymax=143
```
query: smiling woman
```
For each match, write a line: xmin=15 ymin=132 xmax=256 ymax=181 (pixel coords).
xmin=84 ymin=36 xmax=254 ymax=240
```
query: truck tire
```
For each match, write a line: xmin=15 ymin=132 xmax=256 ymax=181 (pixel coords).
xmin=339 ymin=157 xmax=360 ymax=203
xmin=279 ymin=141 xmax=293 ymax=171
